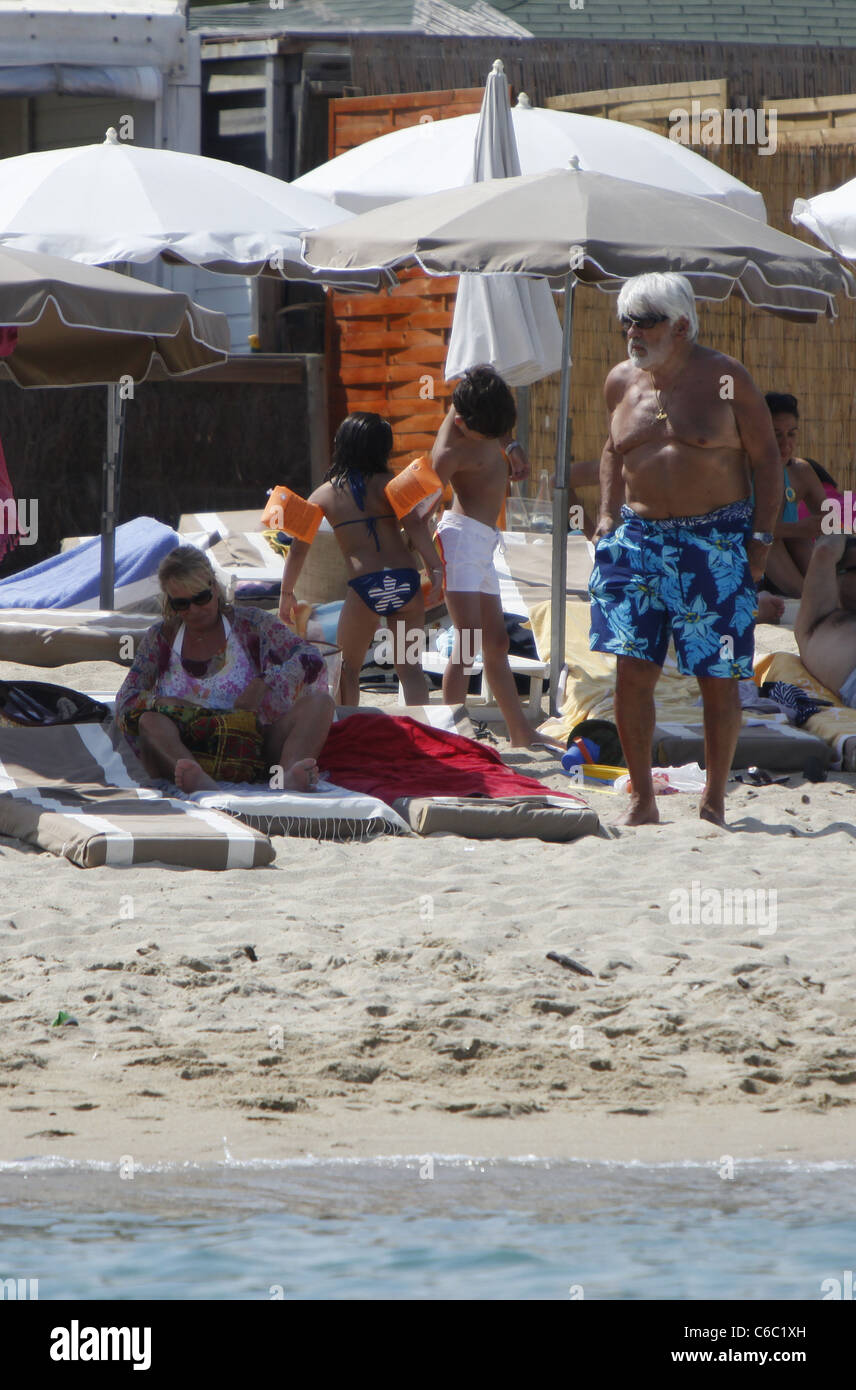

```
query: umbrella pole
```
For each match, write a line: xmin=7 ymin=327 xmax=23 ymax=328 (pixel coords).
xmin=99 ymin=382 xmax=126 ymax=611
xmin=549 ymin=274 xmax=575 ymax=715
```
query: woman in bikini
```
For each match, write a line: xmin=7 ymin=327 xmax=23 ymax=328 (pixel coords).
xmin=762 ymin=392 xmax=829 ymax=597
xmin=279 ymin=413 xmax=443 ymax=706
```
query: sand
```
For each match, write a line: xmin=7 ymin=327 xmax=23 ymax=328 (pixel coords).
xmin=1 ymin=650 xmax=854 ymax=1167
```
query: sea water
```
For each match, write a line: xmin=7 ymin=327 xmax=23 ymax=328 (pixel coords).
xmin=1 ymin=1157 xmax=854 ymax=1301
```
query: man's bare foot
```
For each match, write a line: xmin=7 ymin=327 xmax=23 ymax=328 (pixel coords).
xmin=699 ymin=797 xmax=728 ymax=828
xmin=282 ymin=757 xmax=320 ymax=792
xmin=756 ymin=590 xmax=785 ymax=624
xmin=614 ymin=796 xmax=659 ymax=826
xmin=174 ymin=758 xmax=219 ymax=793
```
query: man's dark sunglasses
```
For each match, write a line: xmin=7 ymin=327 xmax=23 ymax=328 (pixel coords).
xmin=620 ymin=313 xmax=668 ymax=331
xmin=168 ymin=587 xmax=214 ymax=612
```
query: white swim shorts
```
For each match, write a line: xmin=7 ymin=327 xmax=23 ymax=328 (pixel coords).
xmin=435 ymin=511 xmax=501 ymax=596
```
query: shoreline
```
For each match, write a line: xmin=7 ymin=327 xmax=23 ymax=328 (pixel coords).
xmin=3 ymin=1104 xmax=856 ymax=1169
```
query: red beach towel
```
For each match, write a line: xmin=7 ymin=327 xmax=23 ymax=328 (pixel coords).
xmin=320 ymin=713 xmax=576 ymax=805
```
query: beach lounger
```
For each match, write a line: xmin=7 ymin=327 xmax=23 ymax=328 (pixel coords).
xmin=0 ymin=722 xmax=274 ymax=868
xmin=0 ymin=608 xmax=152 ymax=667
xmin=755 ymin=651 xmax=856 ymax=764
xmin=529 ymin=598 xmax=833 ymax=772
xmin=0 ymin=517 xmax=180 ymax=612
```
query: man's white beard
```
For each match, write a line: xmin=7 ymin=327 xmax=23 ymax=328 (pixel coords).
xmin=627 ymin=339 xmax=669 ymax=370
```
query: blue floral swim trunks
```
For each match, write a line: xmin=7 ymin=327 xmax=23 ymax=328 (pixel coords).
xmin=589 ymin=500 xmax=756 ymax=678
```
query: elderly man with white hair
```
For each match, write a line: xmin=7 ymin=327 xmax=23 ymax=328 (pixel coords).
xmin=588 ymin=271 xmax=781 ymax=827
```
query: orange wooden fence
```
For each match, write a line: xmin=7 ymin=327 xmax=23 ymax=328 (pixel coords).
xmin=325 ymin=87 xmax=484 ymax=471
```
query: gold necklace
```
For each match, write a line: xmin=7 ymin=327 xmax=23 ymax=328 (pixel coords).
xmin=652 ymin=379 xmax=668 ymax=421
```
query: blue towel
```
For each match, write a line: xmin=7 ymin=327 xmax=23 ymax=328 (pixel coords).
xmin=0 ymin=516 xmax=180 ymax=609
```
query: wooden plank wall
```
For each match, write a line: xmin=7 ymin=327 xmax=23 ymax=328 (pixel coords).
xmin=326 ymin=87 xmax=485 ymax=471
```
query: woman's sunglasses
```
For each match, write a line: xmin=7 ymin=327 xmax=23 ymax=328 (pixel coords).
xmin=619 ymin=313 xmax=668 ymax=332
xmin=168 ymin=587 xmax=214 ymax=612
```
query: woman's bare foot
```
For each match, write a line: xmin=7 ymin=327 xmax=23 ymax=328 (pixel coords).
xmin=614 ymin=796 xmax=659 ymax=826
xmin=756 ymin=590 xmax=785 ymax=624
xmin=282 ymin=757 xmax=320 ymax=792
xmin=174 ymin=758 xmax=219 ymax=793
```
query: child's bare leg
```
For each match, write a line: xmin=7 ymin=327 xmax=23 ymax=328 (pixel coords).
xmin=478 ymin=593 xmax=554 ymax=748
xmin=390 ymin=596 xmax=431 ymax=704
xmin=336 ymin=589 xmax=381 ymax=707
xmin=442 ymin=590 xmax=481 ymax=706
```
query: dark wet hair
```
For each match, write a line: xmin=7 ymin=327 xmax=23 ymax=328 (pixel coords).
xmin=452 ymin=365 xmax=516 ymax=439
xmin=326 ymin=412 xmax=393 ymax=485
xmin=765 ymin=392 xmax=799 ymax=419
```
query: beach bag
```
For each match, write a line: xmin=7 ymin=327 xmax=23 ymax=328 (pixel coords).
xmin=0 ymin=680 xmax=111 ymax=728
xmin=566 ymin=718 xmax=626 ymax=767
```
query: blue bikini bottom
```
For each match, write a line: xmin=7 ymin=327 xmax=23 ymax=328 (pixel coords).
xmin=348 ymin=567 xmax=421 ymax=615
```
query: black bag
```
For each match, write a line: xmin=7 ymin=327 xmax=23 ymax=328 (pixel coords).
xmin=0 ymin=680 xmax=111 ymax=727
xmin=566 ymin=718 xmax=626 ymax=766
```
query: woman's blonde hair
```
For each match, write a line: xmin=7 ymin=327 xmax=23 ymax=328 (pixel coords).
xmin=157 ymin=545 xmax=228 ymax=620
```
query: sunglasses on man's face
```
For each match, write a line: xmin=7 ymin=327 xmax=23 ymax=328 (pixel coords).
xmin=168 ymin=587 xmax=214 ymax=612
xmin=620 ymin=313 xmax=668 ymax=332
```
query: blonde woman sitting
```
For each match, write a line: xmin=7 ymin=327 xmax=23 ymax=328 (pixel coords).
xmin=116 ymin=545 xmax=333 ymax=792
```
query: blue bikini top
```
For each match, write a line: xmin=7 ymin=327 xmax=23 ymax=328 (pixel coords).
xmin=332 ymin=469 xmax=395 ymax=552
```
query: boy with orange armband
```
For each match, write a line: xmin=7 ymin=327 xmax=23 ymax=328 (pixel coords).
xmin=432 ymin=365 xmax=560 ymax=749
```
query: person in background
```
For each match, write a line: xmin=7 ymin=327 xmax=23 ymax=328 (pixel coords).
xmin=761 ymin=392 xmax=828 ymax=596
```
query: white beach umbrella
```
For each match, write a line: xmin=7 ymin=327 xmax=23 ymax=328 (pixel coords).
xmin=0 ymin=130 xmax=390 ymax=605
xmin=294 ymin=94 xmax=767 ymax=222
xmin=444 ymin=60 xmax=562 ymax=388
xmin=792 ymin=175 xmax=856 ymax=261
xmin=0 ymin=129 xmax=388 ymax=287
xmin=304 ymin=169 xmax=854 ymax=706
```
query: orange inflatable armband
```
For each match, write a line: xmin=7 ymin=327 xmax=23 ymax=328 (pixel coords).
xmin=261 ymin=486 xmax=323 ymax=543
xmin=385 ymin=456 xmax=445 ymax=520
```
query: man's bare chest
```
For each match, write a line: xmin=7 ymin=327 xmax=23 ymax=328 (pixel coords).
xmin=612 ymin=380 xmax=740 ymax=455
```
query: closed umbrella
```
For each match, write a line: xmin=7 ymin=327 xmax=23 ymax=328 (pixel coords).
xmin=445 ymin=60 xmax=562 ymax=388
xmin=304 ymin=168 xmax=855 ymax=706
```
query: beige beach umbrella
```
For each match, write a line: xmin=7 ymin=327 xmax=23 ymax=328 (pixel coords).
xmin=0 ymin=246 xmax=228 ymax=602
xmin=304 ymin=168 xmax=856 ymax=706
xmin=0 ymin=246 xmax=227 ymax=387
